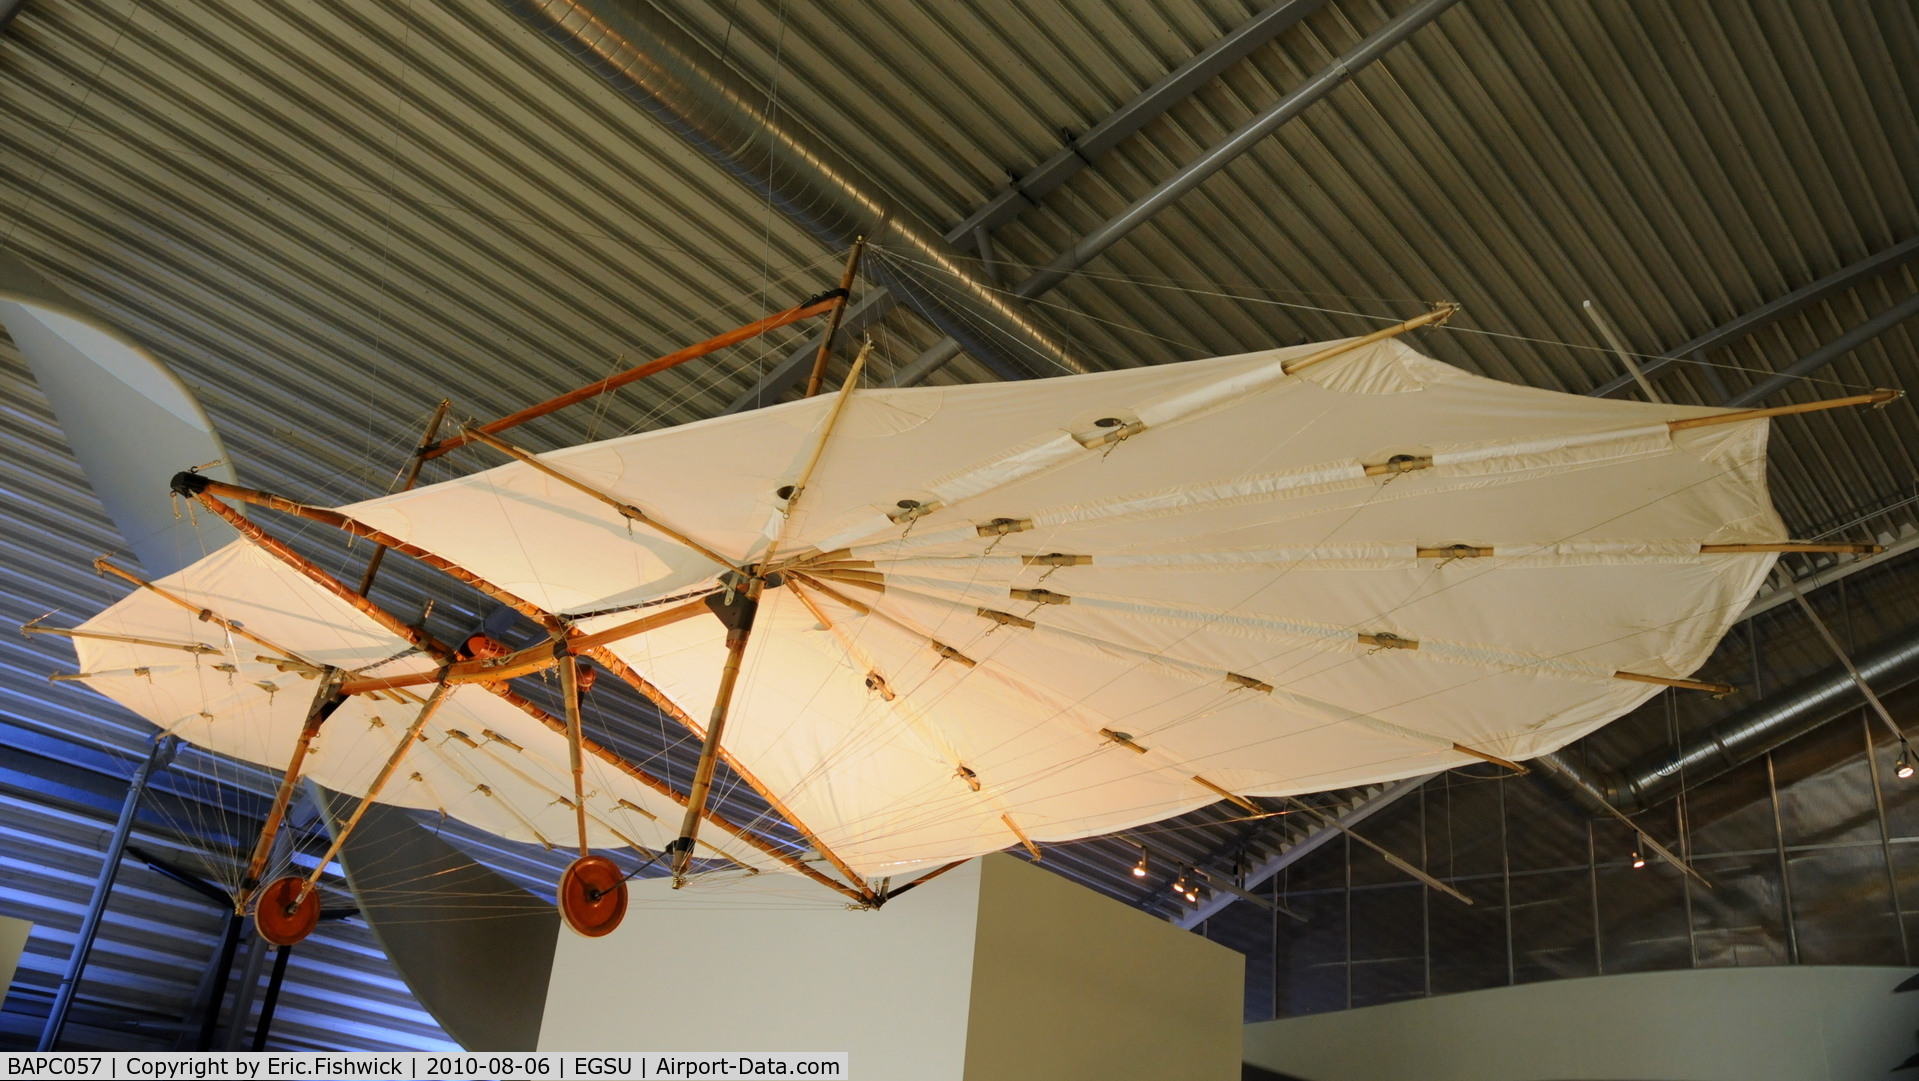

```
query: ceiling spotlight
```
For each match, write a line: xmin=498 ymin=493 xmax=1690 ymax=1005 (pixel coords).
xmin=1898 ymin=743 xmax=1915 ymax=780
xmin=1630 ymin=844 xmax=1646 ymax=870
xmin=1185 ymin=887 xmax=1200 ymax=903
xmin=1172 ymin=875 xmax=1188 ymax=896
xmin=1132 ymin=853 xmax=1148 ymax=878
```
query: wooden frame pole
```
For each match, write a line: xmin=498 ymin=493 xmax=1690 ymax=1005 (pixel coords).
xmin=584 ymin=645 xmax=874 ymax=900
xmin=484 ymin=683 xmax=868 ymax=903
xmin=293 ymin=677 xmax=453 ymax=905
xmin=93 ymin=557 xmax=307 ymax=663
xmin=336 ymin=597 xmax=713 ymax=696
xmin=425 ymin=295 xmax=845 ymax=459
xmin=174 ymin=473 xmax=873 ymax=902
xmin=557 ymin=638 xmax=590 ymax=857
xmin=1667 ymin=388 xmax=1900 ymax=431
xmin=23 ymin=622 xmax=222 ymax=656
xmin=881 ymin=859 xmax=966 ymax=902
xmin=458 ymin=428 xmax=743 ymax=573
xmin=767 ymin=339 xmax=875 ymax=567
xmin=181 ymin=487 xmax=453 ymax=657
xmin=178 ymin=477 xmax=559 ymax=634
xmin=238 ymin=669 xmax=346 ymax=913
xmin=803 ymin=239 xmax=867 ymax=398
xmin=357 ymin=399 xmax=450 ymax=597
xmin=670 ymin=580 xmax=762 ymax=881
xmin=1281 ymin=301 xmax=1460 ymax=376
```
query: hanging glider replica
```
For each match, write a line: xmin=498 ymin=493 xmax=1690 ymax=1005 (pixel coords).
xmin=44 ymin=278 xmax=1898 ymax=943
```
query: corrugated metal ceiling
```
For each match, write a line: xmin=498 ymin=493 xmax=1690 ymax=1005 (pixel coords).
xmin=1 ymin=0 xmax=1915 ymax=1049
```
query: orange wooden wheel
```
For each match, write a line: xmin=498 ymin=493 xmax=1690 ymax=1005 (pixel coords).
xmin=559 ymin=855 xmax=628 ymax=938
xmin=255 ymin=875 xmax=320 ymax=946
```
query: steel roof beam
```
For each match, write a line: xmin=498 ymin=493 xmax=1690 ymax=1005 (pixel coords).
xmin=736 ymin=0 xmax=1332 ymax=406
xmin=1533 ymin=618 xmax=1919 ymax=815
xmin=901 ymin=0 xmax=1461 ymax=384
xmin=944 ymin=0 xmax=1331 ymax=251
xmin=1173 ymin=773 xmax=1436 ymax=929
xmin=1588 ymin=235 xmax=1919 ymax=399
xmin=499 ymin=0 xmax=1082 ymax=381
xmin=1724 ymin=292 xmax=1919 ymax=407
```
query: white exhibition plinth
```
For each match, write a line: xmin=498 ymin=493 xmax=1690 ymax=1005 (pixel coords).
xmin=538 ymin=853 xmax=1243 ymax=1080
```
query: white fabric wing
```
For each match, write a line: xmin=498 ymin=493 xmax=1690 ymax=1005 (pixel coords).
xmin=71 ymin=337 xmax=1783 ymax=882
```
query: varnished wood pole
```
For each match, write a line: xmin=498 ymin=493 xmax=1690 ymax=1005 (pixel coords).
xmin=483 ymin=683 xmax=867 ymax=903
xmin=803 ymin=239 xmax=866 ymax=399
xmin=182 ymin=477 xmax=558 ymax=633
xmin=881 ymin=859 xmax=966 ymax=903
xmin=1666 ymin=388 xmax=1900 ymax=431
xmin=294 ymin=677 xmax=453 ymax=904
xmin=93 ymin=557 xmax=305 ymax=663
xmin=671 ymin=580 xmax=761 ymax=881
xmin=238 ymin=669 xmax=346 ymax=913
xmin=459 ymin=427 xmax=743 ymax=574
xmin=1281 ymin=302 xmax=1459 ymax=375
xmin=357 ymin=399 xmax=450 ymax=598
xmin=584 ymin=644 xmax=875 ymax=901
xmin=22 ymin=623 xmax=222 ymax=656
xmin=336 ymin=597 xmax=713 ymax=696
xmin=767 ymin=339 xmax=875 ymax=568
xmin=1613 ymin=671 xmax=1735 ymax=694
xmin=1192 ymin=775 xmax=1262 ymax=814
xmin=1002 ymin=813 xmax=1041 ymax=860
xmin=426 ymin=296 xmax=843 ymax=459
xmin=557 ymin=638 xmax=590 ymax=858
xmin=184 ymin=488 xmax=448 ymax=657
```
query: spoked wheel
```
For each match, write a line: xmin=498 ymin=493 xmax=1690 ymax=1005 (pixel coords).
xmin=255 ymin=875 xmax=320 ymax=946
xmin=559 ymin=855 xmax=628 ymax=938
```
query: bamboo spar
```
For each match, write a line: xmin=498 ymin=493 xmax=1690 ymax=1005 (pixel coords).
xmin=179 ymin=477 xmax=559 ymax=633
xmin=584 ymin=645 xmax=876 ymax=901
xmin=1282 ymin=302 xmax=1459 ymax=375
xmin=557 ymin=637 xmax=590 ymax=858
xmin=670 ymin=580 xmax=762 ymax=881
xmin=180 ymin=486 xmax=454 ymax=655
xmin=358 ymin=399 xmax=450 ymax=597
xmin=803 ymin=239 xmax=867 ymax=398
xmin=93 ymin=557 xmax=308 ymax=663
xmin=425 ymin=295 xmax=845 ymax=459
xmin=1666 ymin=388 xmax=1900 ymax=431
xmin=176 ymin=472 xmax=872 ymax=902
xmin=238 ymin=670 xmax=346 ymax=913
xmin=483 ymin=682 xmax=869 ymax=903
xmin=293 ymin=677 xmax=453 ymax=905
xmin=766 ymin=339 xmax=875 ymax=568
xmin=459 ymin=428 xmax=743 ymax=574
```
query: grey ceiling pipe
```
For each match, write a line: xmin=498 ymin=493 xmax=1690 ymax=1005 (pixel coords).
xmin=1724 ymin=292 xmax=1919 ymax=407
xmin=1533 ymin=620 xmax=1919 ymax=814
xmin=498 ymin=0 xmax=1084 ymax=381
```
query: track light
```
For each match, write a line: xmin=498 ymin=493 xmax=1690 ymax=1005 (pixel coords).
xmin=1172 ymin=875 xmax=1188 ymax=896
xmin=1630 ymin=843 xmax=1646 ymax=870
xmin=1132 ymin=852 xmax=1148 ymax=878
xmin=1185 ymin=887 xmax=1199 ymax=903
xmin=1898 ymin=742 xmax=1915 ymax=780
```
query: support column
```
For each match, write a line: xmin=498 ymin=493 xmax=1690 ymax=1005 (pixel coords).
xmin=37 ymin=734 xmax=178 ymax=1050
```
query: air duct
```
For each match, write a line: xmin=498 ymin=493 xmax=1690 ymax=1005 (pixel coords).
xmin=499 ymin=0 xmax=1084 ymax=381
xmin=1533 ymin=621 xmax=1919 ymax=813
